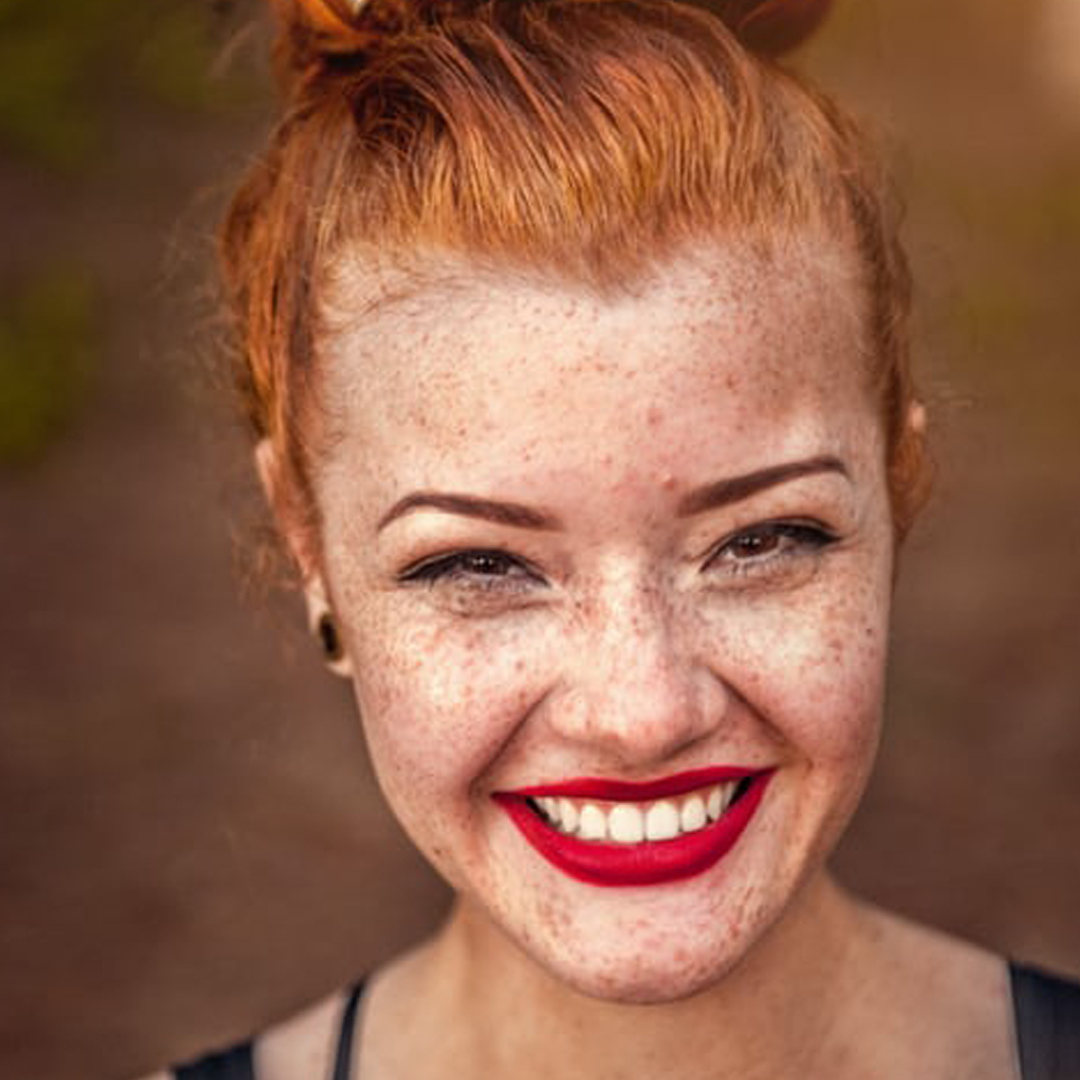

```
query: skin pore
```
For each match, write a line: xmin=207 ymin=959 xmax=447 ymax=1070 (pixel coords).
xmin=257 ymin=240 xmax=1016 ymax=1080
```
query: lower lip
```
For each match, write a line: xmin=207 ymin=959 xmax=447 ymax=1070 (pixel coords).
xmin=494 ymin=772 xmax=773 ymax=887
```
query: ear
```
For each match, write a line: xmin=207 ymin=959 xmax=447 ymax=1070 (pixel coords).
xmin=907 ymin=400 xmax=927 ymax=435
xmin=254 ymin=438 xmax=354 ymax=678
xmin=303 ymin=577 xmax=355 ymax=679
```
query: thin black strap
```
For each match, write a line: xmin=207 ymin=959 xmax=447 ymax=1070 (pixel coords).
xmin=1011 ymin=962 xmax=1080 ymax=1080
xmin=172 ymin=980 xmax=365 ymax=1080
xmin=331 ymin=980 xmax=367 ymax=1080
xmin=173 ymin=1041 xmax=256 ymax=1080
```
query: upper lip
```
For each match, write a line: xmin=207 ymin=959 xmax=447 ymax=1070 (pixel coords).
xmin=501 ymin=766 xmax=769 ymax=802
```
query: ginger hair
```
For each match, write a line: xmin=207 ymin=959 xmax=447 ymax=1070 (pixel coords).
xmin=221 ymin=0 xmax=928 ymax=570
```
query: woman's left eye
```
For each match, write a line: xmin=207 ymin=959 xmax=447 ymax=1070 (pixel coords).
xmin=704 ymin=521 xmax=837 ymax=581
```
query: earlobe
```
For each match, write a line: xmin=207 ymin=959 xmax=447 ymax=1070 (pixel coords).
xmin=304 ymin=582 xmax=355 ymax=679
xmin=254 ymin=439 xmax=354 ymax=679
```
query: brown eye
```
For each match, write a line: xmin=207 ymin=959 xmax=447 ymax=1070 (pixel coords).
xmin=726 ymin=531 xmax=781 ymax=560
xmin=399 ymin=549 xmax=545 ymax=590
xmin=459 ymin=552 xmax=515 ymax=576
xmin=705 ymin=522 xmax=836 ymax=578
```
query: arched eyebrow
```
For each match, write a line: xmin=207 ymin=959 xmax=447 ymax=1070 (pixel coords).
xmin=676 ymin=455 xmax=849 ymax=517
xmin=378 ymin=456 xmax=848 ymax=533
xmin=378 ymin=492 xmax=563 ymax=532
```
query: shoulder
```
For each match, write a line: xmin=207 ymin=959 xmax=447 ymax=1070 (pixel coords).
xmin=133 ymin=987 xmax=355 ymax=1080
xmin=845 ymin=900 xmax=1017 ymax=1079
xmin=255 ymin=990 xmax=352 ymax=1080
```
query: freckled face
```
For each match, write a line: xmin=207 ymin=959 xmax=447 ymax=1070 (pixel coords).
xmin=310 ymin=242 xmax=894 ymax=1002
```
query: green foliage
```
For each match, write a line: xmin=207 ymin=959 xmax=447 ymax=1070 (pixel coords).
xmin=133 ymin=3 xmax=255 ymax=113
xmin=0 ymin=269 xmax=99 ymax=466
xmin=0 ymin=0 xmax=259 ymax=170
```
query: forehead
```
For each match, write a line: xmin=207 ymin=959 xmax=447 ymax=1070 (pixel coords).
xmin=316 ymin=240 xmax=874 ymax=492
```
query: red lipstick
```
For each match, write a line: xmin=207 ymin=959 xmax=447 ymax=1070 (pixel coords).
xmin=494 ymin=767 xmax=773 ymax=888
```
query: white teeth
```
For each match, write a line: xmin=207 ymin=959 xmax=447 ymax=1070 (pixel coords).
xmin=531 ymin=779 xmax=747 ymax=844
xmin=578 ymin=803 xmax=608 ymax=841
xmin=608 ymin=804 xmax=645 ymax=844
xmin=680 ymin=795 xmax=707 ymax=833
xmin=558 ymin=798 xmax=578 ymax=834
xmin=644 ymin=800 xmax=681 ymax=841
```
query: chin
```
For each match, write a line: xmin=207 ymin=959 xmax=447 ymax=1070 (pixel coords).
xmin=535 ymin=935 xmax=749 ymax=1006
xmin=516 ymin=883 xmax=781 ymax=1007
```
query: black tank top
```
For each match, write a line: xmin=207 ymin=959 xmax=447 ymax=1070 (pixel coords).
xmin=173 ymin=962 xmax=1080 ymax=1079
xmin=173 ymin=981 xmax=363 ymax=1080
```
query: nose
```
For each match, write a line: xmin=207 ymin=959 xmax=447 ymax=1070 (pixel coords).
xmin=547 ymin=572 xmax=729 ymax=767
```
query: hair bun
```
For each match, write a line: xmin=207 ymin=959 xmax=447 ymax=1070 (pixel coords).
xmin=292 ymin=0 xmax=370 ymax=45
xmin=271 ymin=0 xmax=420 ymax=84
xmin=276 ymin=0 xmax=832 ymax=79
xmin=711 ymin=0 xmax=834 ymax=56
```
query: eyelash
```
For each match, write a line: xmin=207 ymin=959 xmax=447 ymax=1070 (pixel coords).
xmin=397 ymin=521 xmax=837 ymax=592
xmin=398 ymin=549 xmax=543 ymax=591
xmin=703 ymin=520 xmax=838 ymax=579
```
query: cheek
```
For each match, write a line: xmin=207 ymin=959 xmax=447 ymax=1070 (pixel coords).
xmin=706 ymin=563 xmax=890 ymax=765
xmin=344 ymin=605 xmax=547 ymax=802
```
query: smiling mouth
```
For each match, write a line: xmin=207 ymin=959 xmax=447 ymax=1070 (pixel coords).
xmin=526 ymin=778 xmax=750 ymax=844
xmin=494 ymin=768 xmax=773 ymax=887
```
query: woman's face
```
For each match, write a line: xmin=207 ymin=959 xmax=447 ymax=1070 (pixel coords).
xmin=305 ymin=241 xmax=895 ymax=1002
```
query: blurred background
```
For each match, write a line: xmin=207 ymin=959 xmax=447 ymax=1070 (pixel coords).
xmin=0 ymin=0 xmax=1078 ymax=1077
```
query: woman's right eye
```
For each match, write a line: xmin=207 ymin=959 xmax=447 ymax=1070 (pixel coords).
xmin=398 ymin=549 xmax=544 ymax=593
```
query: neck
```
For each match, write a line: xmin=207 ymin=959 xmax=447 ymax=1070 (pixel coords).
xmin=426 ymin=872 xmax=878 ymax=1080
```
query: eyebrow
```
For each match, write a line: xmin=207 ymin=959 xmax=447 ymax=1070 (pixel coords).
xmin=676 ymin=455 xmax=849 ymax=517
xmin=378 ymin=492 xmax=564 ymax=532
xmin=377 ymin=455 xmax=848 ymax=533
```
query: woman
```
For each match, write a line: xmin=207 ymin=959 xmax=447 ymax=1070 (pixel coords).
xmin=145 ymin=0 xmax=1079 ymax=1076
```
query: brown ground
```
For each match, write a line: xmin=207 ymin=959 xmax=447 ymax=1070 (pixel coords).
xmin=1 ymin=1 xmax=1078 ymax=1078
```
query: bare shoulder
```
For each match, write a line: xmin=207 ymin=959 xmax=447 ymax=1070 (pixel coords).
xmin=253 ymin=989 xmax=354 ymax=1080
xmin=851 ymin=900 xmax=1017 ymax=1080
xmin=349 ymin=939 xmax=449 ymax=1080
xmin=255 ymin=947 xmax=439 ymax=1080
xmin=123 ymin=990 xmax=351 ymax=1080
